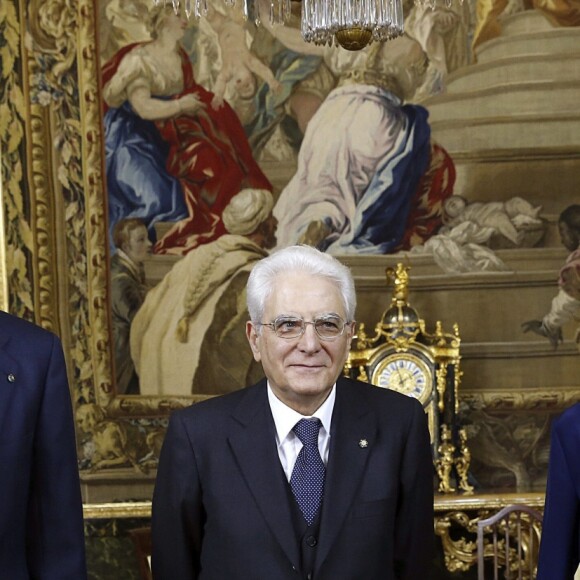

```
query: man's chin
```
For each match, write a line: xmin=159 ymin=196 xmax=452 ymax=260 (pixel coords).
xmin=288 ymin=371 xmax=335 ymax=393
xmin=289 ymin=366 xmax=327 ymax=381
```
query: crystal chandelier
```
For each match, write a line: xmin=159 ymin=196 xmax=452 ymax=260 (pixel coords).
xmin=157 ymin=0 xmax=404 ymax=51
xmin=301 ymin=0 xmax=404 ymax=49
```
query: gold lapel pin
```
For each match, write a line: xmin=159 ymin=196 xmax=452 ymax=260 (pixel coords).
xmin=359 ymin=439 xmax=368 ymax=448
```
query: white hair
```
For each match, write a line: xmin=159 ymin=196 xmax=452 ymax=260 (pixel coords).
xmin=247 ymin=245 xmax=356 ymax=324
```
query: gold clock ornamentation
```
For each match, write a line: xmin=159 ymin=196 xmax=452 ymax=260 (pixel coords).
xmin=373 ymin=353 xmax=431 ymax=404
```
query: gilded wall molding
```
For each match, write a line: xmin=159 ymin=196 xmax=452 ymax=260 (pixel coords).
xmin=77 ymin=0 xmax=115 ymax=406
xmin=462 ymin=387 xmax=580 ymax=410
xmin=25 ymin=0 xmax=108 ymax=406
xmin=83 ymin=501 xmax=152 ymax=520
xmin=105 ymin=394 xmax=212 ymax=416
xmin=28 ymin=102 xmax=59 ymax=331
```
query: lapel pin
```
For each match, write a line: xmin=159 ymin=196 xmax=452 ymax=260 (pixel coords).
xmin=7 ymin=373 xmax=16 ymax=383
xmin=359 ymin=439 xmax=368 ymax=448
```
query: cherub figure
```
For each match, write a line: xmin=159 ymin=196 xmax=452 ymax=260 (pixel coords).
xmin=205 ymin=3 xmax=281 ymax=110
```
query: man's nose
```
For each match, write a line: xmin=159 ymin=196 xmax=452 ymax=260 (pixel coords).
xmin=297 ymin=322 xmax=321 ymax=352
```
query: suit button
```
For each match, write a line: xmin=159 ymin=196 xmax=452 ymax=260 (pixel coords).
xmin=305 ymin=535 xmax=317 ymax=547
xmin=7 ymin=373 xmax=15 ymax=383
xmin=307 ymin=574 xmax=313 ymax=580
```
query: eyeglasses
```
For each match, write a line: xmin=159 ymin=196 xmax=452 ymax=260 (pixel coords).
xmin=258 ymin=315 xmax=350 ymax=341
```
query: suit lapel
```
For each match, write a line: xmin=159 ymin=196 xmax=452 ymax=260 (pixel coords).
xmin=227 ymin=382 xmax=300 ymax=569
xmin=0 ymin=327 xmax=22 ymax=434
xmin=315 ymin=378 xmax=378 ymax=571
xmin=0 ymin=331 xmax=18 ymax=377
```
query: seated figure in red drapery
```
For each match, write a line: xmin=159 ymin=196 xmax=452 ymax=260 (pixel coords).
xmin=102 ymin=6 xmax=272 ymax=256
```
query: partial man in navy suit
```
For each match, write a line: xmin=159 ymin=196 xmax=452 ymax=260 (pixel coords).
xmin=0 ymin=311 xmax=87 ymax=579
xmin=152 ymin=245 xmax=434 ymax=579
xmin=537 ymin=402 xmax=580 ymax=579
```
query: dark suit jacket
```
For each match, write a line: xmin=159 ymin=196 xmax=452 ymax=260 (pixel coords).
xmin=152 ymin=377 xmax=434 ymax=579
xmin=0 ymin=312 xmax=87 ymax=579
xmin=537 ymin=402 xmax=580 ymax=579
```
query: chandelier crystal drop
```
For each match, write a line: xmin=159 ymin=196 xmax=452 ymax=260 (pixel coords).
xmin=154 ymin=0 xmax=404 ymax=51
xmin=156 ymin=0 xmax=293 ymax=24
xmin=301 ymin=0 xmax=404 ymax=49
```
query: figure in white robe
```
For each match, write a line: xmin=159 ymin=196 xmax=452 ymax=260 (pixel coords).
xmin=271 ymin=34 xmax=433 ymax=254
xmin=130 ymin=188 xmax=277 ymax=395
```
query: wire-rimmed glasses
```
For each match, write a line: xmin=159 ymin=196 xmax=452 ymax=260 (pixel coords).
xmin=258 ymin=315 xmax=350 ymax=341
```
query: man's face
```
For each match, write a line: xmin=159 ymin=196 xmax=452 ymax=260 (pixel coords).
xmin=123 ymin=225 xmax=151 ymax=265
xmin=559 ymin=221 xmax=578 ymax=253
xmin=246 ymin=272 xmax=354 ymax=414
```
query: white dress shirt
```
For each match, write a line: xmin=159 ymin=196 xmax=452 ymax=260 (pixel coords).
xmin=267 ymin=383 xmax=336 ymax=482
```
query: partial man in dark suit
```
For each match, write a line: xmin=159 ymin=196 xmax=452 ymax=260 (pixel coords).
xmin=0 ymin=311 xmax=87 ymax=579
xmin=152 ymin=245 xmax=434 ymax=579
xmin=537 ymin=402 xmax=580 ymax=580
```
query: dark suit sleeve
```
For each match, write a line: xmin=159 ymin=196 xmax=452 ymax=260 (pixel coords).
xmin=394 ymin=399 xmax=434 ymax=580
xmin=536 ymin=416 xmax=580 ymax=579
xmin=152 ymin=411 xmax=203 ymax=579
xmin=26 ymin=333 xmax=87 ymax=579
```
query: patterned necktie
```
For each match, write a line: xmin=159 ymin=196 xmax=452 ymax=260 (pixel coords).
xmin=290 ymin=418 xmax=326 ymax=526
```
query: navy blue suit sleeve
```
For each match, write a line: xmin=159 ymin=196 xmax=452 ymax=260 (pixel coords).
xmin=152 ymin=410 xmax=203 ymax=579
xmin=26 ymin=333 xmax=87 ymax=579
xmin=394 ymin=399 xmax=434 ymax=580
xmin=537 ymin=413 xmax=580 ymax=580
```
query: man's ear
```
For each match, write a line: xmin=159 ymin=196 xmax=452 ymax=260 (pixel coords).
xmin=246 ymin=321 xmax=262 ymax=362
xmin=345 ymin=321 xmax=356 ymax=350
xmin=348 ymin=320 xmax=356 ymax=337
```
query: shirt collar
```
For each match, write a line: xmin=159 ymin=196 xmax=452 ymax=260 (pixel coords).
xmin=115 ymin=249 xmax=145 ymax=282
xmin=267 ymin=382 xmax=336 ymax=443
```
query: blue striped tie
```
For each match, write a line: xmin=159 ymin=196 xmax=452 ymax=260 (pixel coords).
xmin=290 ymin=418 xmax=326 ymax=526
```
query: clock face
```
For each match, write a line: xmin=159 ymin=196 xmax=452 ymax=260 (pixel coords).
xmin=372 ymin=354 xmax=431 ymax=404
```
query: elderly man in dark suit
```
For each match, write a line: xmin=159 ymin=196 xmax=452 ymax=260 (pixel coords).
xmin=152 ymin=245 xmax=434 ymax=579
xmin=0 ymin=311 xmax=86 ymax=579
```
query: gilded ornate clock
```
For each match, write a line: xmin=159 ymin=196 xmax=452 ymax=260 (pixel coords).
xmin=344 ymin=263 xmax=472 ymax=493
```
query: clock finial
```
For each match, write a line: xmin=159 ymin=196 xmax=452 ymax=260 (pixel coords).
xmin=386 ymin=263 xmax=410 ymax=306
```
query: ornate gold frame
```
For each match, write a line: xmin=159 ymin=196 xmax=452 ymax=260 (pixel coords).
xmin=0 ymin=0 xmax=203 ymax=418
xmin=83 ymin=501 xmax=152 ymax=520
xmin=72 ymin=0 xmax=224 ymax=416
